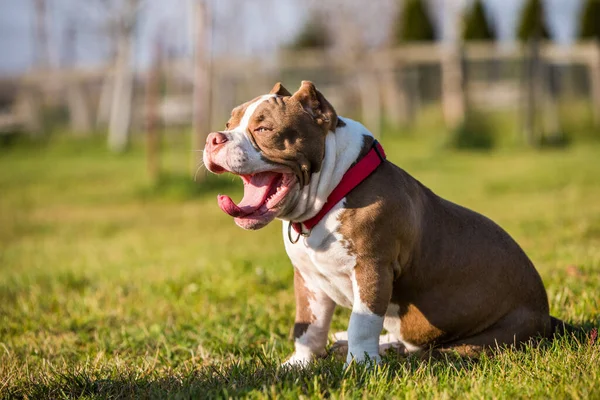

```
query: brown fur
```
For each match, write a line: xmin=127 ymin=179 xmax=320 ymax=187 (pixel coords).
xmin=292 ymin=268 xmax=316 ymax=339
xmin=224 ymin=82 xmax=338 ymax=187
xmin=338 ymin=153 xmax=553 ymax=353
xmin=220 ymin=81 xmax=561 ymax=359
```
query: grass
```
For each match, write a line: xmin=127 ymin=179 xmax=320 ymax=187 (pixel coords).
xmin=1 ymin=130 xmax=599 ymax=399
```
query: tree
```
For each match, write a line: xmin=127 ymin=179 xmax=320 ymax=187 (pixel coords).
xmin=33 ymin=0 xmax=51 ymax=69
xmin=106 ymin=0 xmax=143 ymax=153
xmin=579 ymin=0 xmax=600 ymax=40
xmin=463 ymin=0 xmax=495 ymax=41
xmin=517 ymin=0 xmax=551 ymax=41
xmin=394 ymin=0 xmax=435 ymax=43
xmin=288 ymin=14 xmax=332 ymax=50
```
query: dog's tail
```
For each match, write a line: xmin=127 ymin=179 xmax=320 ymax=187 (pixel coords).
xmin=550 ymin=316 xmax=580 ymax=337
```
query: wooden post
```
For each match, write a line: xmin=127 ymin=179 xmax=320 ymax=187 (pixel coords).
xmin=96 ymin=75 xmax=113 ymax=128
xmin=67 ymin=81 xmax=93 ymax=135
xmin=16 ymin=86 xmax=44 ymax=137
xmin=541 ymin=62 xmax=561 ymax=141
xmin=191 ymin=0 xmax=213 ymax=180
xmin=145 ymin=36 xmax=163 ymax=184
xmin=357 ymin=67 xmax=381 ymax=138
xmin=441 ymin=44 xmax=466 ymax=129
xmin=589 ymin=40 xmax=600 ymax=127
xmin=379 ymin=55 xmax=408 ymax=128
xmin=522 ymin=38 xmax=541 ymax=146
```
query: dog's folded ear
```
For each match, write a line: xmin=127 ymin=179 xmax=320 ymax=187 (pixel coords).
xmin=292 ymin=81 xmax=345 ymax=132
xmin=269 ymin=82 xmax=292 ymax=97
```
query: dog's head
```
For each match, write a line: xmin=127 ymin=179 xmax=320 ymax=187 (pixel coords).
xmin=203 ymin=81 xmax=344 ymax=230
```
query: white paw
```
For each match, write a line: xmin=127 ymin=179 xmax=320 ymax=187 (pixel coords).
xmin=345 ymin=352 xmax=381 ymax=368
xmin=281 ymin=353 xmax=312 ymax=368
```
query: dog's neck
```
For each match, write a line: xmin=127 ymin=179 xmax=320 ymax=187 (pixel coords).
xmin=279 ymin=117 xmax=373 ymax=223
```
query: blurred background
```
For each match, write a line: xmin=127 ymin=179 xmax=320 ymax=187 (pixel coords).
xmin=1 ymin=0 xmax=599 ymax=164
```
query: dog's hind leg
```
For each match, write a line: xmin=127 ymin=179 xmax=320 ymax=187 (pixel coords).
xmin=433 ymin=307 xmax=552 ymax=358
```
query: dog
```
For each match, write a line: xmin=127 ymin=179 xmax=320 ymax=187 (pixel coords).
xmin=203 ymin=81 xmax=566 ymax=366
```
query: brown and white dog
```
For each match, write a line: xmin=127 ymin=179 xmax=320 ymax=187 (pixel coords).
xmin=203 ymin=81 xmax=565 ymax=366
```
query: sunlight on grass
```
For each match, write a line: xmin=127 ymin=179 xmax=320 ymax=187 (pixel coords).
xmin=1 ymin=132 xmax=599 ymax=398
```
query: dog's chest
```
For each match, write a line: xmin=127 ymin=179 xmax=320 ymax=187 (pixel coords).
xmin=283 ymin=201 xmax=357 ymax=308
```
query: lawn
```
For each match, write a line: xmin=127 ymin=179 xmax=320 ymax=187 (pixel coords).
xmin=1 ymin=132 xmax=599 ymax=399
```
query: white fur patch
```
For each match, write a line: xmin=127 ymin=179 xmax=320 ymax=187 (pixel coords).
xmin=282 ymin=117 xmax=383 ymax=366
xmin=204 ymin=95 xmax=276 ymax=175
xmin=284 ymin=274 xmax=336 ymax=366
xmin=284 ymin=201 xmax=356 ymax=308
xmin=284 ymin=275 xmax=335 ymax=365
xmin=346 ymin=270 xmax=384 ymax=364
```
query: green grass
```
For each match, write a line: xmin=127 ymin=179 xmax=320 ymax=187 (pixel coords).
xmin=1 ymin=131 xmax=599 ymax=399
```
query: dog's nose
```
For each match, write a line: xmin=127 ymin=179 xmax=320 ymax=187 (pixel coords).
xmin=207 ymin=131 xmax=228 ymax=147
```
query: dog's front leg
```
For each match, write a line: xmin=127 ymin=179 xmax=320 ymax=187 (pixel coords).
xmin=282 ymin=268 xmax=335 ymax=367
xmin=346 ymin=265 xmax=392 ymax=366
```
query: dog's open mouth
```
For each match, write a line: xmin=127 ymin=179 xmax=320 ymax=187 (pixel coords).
xmin=217 ymin=172 xmax=296 ymax=229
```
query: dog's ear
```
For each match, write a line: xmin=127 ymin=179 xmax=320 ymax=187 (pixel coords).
xmin=269 ymin=82 xmax=292 ymax=97
xmin=292 ymin=80 xmax=344 ymax=132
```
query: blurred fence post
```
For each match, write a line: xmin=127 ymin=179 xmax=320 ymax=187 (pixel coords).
xmin=97 ymin=76 xmax=113 ymax=129
xmin=357 ymin=65 xmax=381 ymax=138
xmin=522 ymin=38 xmax=541 ymax=146
xmin=379 ymin=53 xmax=408 ymax=128
xmin=541 ymin=61 xmax=561 ymax=140
xmin=589 ymin=40 xmax=600 ymax=126
xmin=191 ymin=0 xmax=212 ymax=180
xmin=441 ymin=44 xmax=466 ymax=129
xmin=67 ymin=80 xmax=93 ymax=135
xmin=16 ymin=85 xmax=44 ymax=137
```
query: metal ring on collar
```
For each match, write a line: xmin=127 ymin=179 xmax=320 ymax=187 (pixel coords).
xmin=288 ymin=221 xmax=310 ymax=244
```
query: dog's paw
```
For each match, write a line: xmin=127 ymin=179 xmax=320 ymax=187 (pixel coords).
xmin=344 ymin=352 xmax=382 ymax=369
xmin=329 ymin=332 xmax=408 ymax=363
xmin=343 ymin=353 xmax=382 ymax=370
xmin=281 ymin=353 xmax=312 ymax=368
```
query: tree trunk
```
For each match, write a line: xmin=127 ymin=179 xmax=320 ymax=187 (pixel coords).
xmin=191 ymin=0 xmax=212 ymax=179
xmin=108 ymin=30 xmax=135 ymax=152
xmin=33 ymin=0 xmax=51 ymax=70
xmin=145 ymin=37 xmax=162 ymax=184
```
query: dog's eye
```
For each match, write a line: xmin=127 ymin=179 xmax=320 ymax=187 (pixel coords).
xmin=254 ymin=127 xmax=271 ymax=133
xmin=225 ymin=122 xmax=230 ymax=130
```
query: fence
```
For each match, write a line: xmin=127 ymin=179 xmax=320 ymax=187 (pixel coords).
xmin=2 ymin=41 xmax=599 ymax=141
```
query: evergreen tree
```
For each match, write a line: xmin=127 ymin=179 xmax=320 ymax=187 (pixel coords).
xmin=579 ymin=0 xmax=600 ymax=40
xmin=288 ymin=15 xmax=332 ymax=50
xmin=463 ymin=0 xmax=495 ymax=41
xmin=517 ymin=0 xmax=551 ymax=41
xmin=394 ymin=0 xmax=435 ymax=43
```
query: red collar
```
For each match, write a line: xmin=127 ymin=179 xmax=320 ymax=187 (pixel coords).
xmin=288 ymin=140 xmax=386 ymax=243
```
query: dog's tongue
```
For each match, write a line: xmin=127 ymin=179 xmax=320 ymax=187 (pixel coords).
xmin=218 ymin=172 xmax=279 ymax=217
